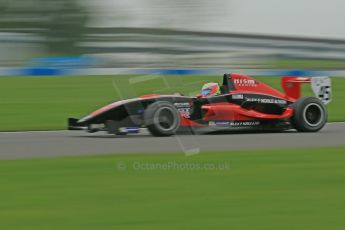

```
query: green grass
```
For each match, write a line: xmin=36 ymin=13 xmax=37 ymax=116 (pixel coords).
xmin=0 ymin=75 xmax=344 ymax=131
xmin=1 ymin=147 xmax=345 ymax=229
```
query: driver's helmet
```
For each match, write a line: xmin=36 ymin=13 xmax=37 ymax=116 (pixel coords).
xmin=200 ymin=82 xmax=220 ymax=97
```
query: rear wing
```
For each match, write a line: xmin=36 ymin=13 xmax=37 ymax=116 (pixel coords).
xmin=281 ymin=76 xmax=332 ymax=104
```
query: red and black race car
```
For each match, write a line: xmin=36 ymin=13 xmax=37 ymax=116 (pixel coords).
xmin=68 ymin=73 xmax=332 ymax=136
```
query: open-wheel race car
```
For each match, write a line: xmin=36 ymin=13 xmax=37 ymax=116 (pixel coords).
xmin=68 ymin=73 xmax=332 ymax=136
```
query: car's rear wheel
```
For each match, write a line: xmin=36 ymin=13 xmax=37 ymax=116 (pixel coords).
xmin=290 ymin=97 xmax=327 ymax=132
xmin=144 ymin=101 xmax=180 ymax=137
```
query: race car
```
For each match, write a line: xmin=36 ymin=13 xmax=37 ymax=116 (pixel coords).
xmin=68 ymin=73 xmax=332 ymax=136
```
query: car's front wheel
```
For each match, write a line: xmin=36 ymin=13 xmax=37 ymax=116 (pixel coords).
xmin=144 ymin=101 xmax=180 ymax=137
xmin=290 ymin=97 xmax=327 ymax=132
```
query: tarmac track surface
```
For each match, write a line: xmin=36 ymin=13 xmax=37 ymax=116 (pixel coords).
xmin=0 ymin=123 xmax=344 ymax=160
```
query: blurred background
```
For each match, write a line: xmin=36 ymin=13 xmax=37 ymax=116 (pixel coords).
xmin=1 ymin=0 xmax=345 ymax=71
xmin=3 ymin=2 xmax=345 ymax=230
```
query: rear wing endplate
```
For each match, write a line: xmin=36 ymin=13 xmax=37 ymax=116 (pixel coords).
xmin=282 ymin=76 xmax=331 ymax=104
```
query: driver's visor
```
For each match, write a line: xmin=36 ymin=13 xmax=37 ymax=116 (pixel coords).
xmin=201 ymin=88 xmax=212 ymax=95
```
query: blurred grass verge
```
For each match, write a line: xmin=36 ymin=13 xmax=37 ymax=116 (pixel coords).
xmin=0 ymin=75 xmax=344 ymax=131
xmin=0 ymin=147 xmax=345 ymax=229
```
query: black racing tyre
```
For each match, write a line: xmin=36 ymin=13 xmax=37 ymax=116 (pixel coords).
xmin=290 ymin=97 xmax=327 ymax=132
xmin=144 ymin=101 xmax=180 ymax=137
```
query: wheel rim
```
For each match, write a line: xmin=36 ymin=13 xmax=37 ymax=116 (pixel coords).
xmin=154 ymin=107 xmax=179 ymax=131
xmin=303 ymin=103 xmax=324 ymax=127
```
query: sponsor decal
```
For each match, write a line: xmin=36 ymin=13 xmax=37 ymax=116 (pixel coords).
xmin=230 ymin=121 xmax=261 ymax=127
xmin=174 ymin=102 xmax=190 ymax=107
xmin=246 ymin=97 xmax=287 ymax=105
xmin=178 ymin=108 xmax=191 ymax=118
xmin=119 ymin=127 xmax=140 ymax=133
xmin=174 ymin=102 xmax=191 ymax=118
xmin=233 ymin=79 xmax=257 ymax=87
xmin=209 ymin=121 xmax=261 ymax=127
xmin=215 ymin=121 xmax=230 ymax=126
xmin=232 ymin=94 xmax=244 ymax=100
xmin=209 ymin=121 xmax=216 ymax=126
